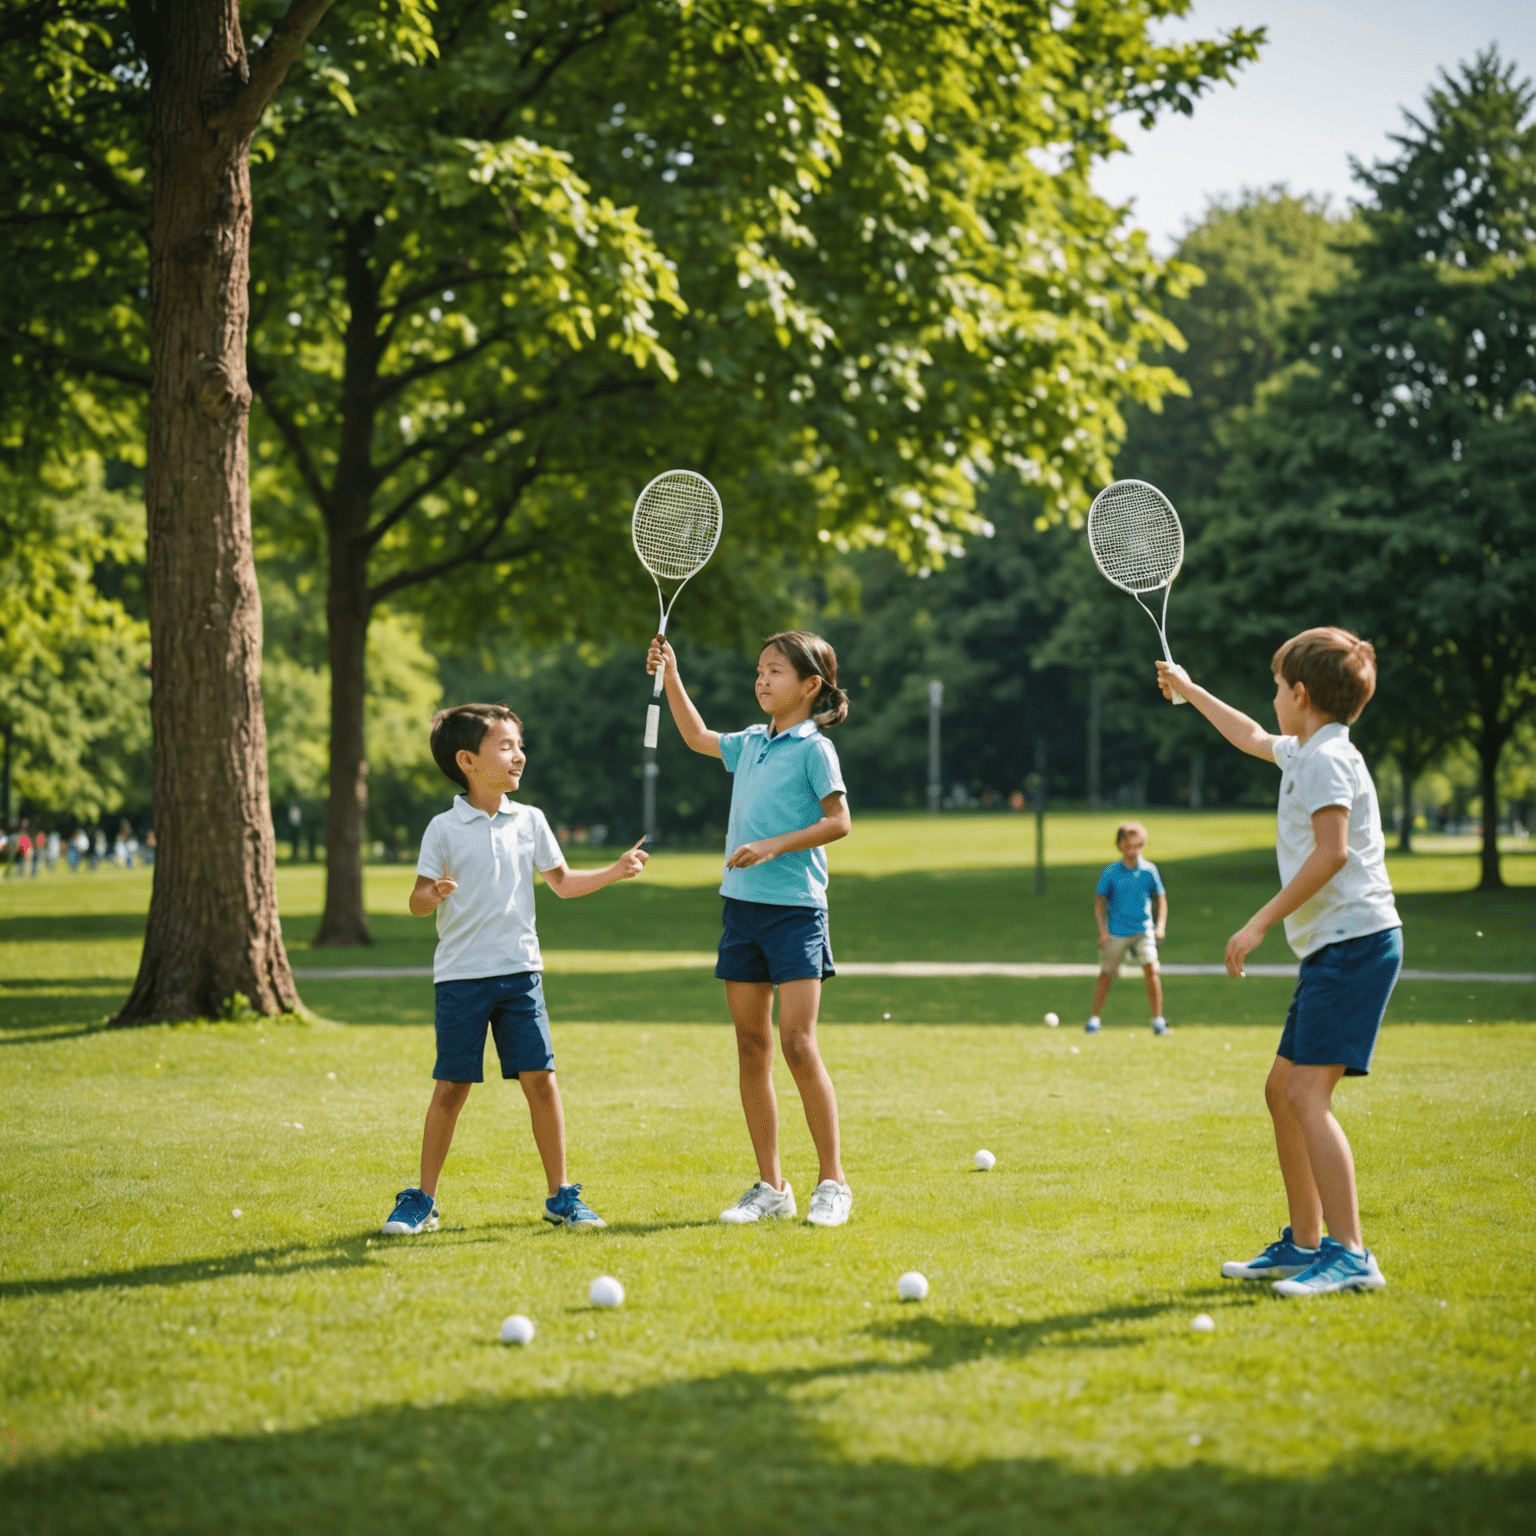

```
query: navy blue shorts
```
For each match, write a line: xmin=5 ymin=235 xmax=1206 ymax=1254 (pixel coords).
xmin=1278 ymin=927 xmax=1403 ymax=1077
xmin=433 ymin=972 xmax=555 ymax=1082
xmin=715 ymin=897 xmax=835 ymax=985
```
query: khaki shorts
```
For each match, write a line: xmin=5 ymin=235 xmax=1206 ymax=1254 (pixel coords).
xmin=1099 ymin=933 xmax=1159 ymax=975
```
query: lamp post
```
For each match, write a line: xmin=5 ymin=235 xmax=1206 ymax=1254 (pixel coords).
xmin=926 ymin=679 xmax=944 ymax=814
xmin=1025 ymin=736 xmax=1047 ymax=895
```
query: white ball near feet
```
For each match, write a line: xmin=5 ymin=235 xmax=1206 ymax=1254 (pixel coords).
xmin=973 ymin=1149 xmax=996 ymax=1171
xmin=1044 ymin=1012 xmax=1060 ymax=1027
xmin=897 ymin=1271 xmax=929 ymax=1301
xmin=589 ymin=1275 xmax=625 ymax=1309
xmin=499 ymin=1314 xmax=535 ymax=1345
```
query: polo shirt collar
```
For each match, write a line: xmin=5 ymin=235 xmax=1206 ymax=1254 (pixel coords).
xmin=452 ymin=793 xmax=517 ymax=821
xmin=767 ymin=719 xmax=818 ymax=743
xmin=1296 ymin=722 xmax=1349 ymax=759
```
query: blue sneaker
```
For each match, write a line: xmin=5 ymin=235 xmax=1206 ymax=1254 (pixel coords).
xmin=1272 ymin=1236 xmax=1385 ymax=1296
xmin=544 ymin=1183 xmax=607 ymax=1229
xmin=1152 ymin=1016 xmax=1171 ymax=1036
xmin=1221 ymin=1226 xmax=1318 ymax=1280
xmin=381 ymin=1187 xmax=438 ymax=1235
xmin=1085 ymin=1016 xmax=1102 ymax=1034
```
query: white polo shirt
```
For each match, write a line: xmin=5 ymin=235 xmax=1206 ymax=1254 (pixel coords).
xmin=1272 ymin=723 xmax=1400 ymax=959
xmin=415 ymin=795 xmax=564 ymax=982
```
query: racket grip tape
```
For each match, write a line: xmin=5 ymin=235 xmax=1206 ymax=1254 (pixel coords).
xmin=644 ymin=704 xmax=660 ymax=749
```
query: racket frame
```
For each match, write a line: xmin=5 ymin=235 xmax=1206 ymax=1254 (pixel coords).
xmin=1086 ymin=477 xmax=1189 ymax=705
xmin=632 ymin=469 xmax=722 ymax=748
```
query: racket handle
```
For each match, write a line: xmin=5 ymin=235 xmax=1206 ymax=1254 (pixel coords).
xmin=644 ymin=704 xmax=660 ymax=749
xmin=1164 ymin=659 xmax=1190 ymax=706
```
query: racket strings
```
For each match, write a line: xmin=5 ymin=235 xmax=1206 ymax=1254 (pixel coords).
xmin=1087 ymin=482 xmax=1184 ymax=593
xmin=633 ymin=474 xmax=723 ymax=583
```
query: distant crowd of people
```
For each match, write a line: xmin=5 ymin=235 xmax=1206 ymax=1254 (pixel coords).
xmin=0 ymin=818 xmax=155 ymax=877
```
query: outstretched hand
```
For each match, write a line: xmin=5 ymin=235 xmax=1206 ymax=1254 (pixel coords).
xmin=1155 ymin=660 xmax=1192 ymax=702
xmin=613 ymin=837 xmax=650 ymax=880
xmin=645 ymin=636 xmax=677 ymax=677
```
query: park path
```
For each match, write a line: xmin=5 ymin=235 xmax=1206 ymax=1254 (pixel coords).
xmin=294 ymin=960 xmax=1536 ymax=983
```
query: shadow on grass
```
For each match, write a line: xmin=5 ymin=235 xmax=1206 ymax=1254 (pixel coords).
xmin=3 ymin=1341 xmax=1529 ymax=1535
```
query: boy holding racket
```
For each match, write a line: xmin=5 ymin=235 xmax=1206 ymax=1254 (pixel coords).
xmin=1158 ymin=628 xmax=1402 ymax=1296
xmin=647 ymin=630 xmax=855 ymax=1228
xmin=380 ymin=703 xmax=648 ymax=1237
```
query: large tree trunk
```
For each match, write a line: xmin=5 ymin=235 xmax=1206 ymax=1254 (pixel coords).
xmin=1476 ymin=713 xmax=1506 ymax=892
xmin=1395 ymin=752 xmax=1415 ymax=853
xmin=314 ymin=220 xmax=382 ymax=947
xmin=117 ymin=0 xmax=335 ymax=1021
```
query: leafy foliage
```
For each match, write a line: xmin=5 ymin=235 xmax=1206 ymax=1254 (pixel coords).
xmin=0 ymin=461 xmax=150 ymax=820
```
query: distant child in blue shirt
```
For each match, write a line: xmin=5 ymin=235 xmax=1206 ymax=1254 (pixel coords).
xmin=380 ymin=703 xmax=648 ymax=1238
xmin=1086 ymin=822 xmax=1169 ymax=1036
xmin=648 ymin=630 xmax=853 ymax=1229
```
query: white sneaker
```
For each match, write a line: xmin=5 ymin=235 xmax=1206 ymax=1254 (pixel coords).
xmin=720 ymin=1180 xmax=796 ymax=1224
xmin=805 ymin=1180 xmax=852 ymax=1227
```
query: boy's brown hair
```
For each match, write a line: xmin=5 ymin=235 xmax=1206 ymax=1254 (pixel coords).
xmin=429 ymin=703 xmax=521 ymax=790
xmin=1271 ymin=627 xmax=1377 ymax=723
xmin=1115 ymin=821 xmax=1148 ymax=847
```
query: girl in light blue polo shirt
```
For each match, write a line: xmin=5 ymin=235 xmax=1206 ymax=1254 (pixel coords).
xmin=647 ymin=629 xmax=854 ymax=1229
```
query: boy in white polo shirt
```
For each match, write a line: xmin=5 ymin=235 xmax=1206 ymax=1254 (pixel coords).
xmin=1159 ymin=627 xmax=1402 ymax=1296
xmin=381 ymin=703 xmax=648 ymax=1236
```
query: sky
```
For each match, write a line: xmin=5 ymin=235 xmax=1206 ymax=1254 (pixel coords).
xmin=1093 ymin=0 xmax=1536 ymax=250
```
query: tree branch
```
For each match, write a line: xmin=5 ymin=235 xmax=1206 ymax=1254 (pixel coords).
xmin=367 ymin=460 xmax=548 ymax=605
xmin=373 ymin=322 xmax=523 ymax=406
xmin=0 ymin=117 xmax=150 ymax=218
xmin=0 ymin=327 xmax=151 ymax=389
xmin=213 ymin=0 xmax=338 ymax=140
xmin=247 ymin=352 xmax=334 ymax=516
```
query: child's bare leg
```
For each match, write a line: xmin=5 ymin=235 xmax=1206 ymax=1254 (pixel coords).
xmin=1284 ymin=1062 xmax=1360 ymax=1249
xmin=1264 ymin=1057 xmax=1323 ymax=1248
xmin=776 ymin=978 xmax=844 ymax=1186
xmin=1090 ymin=971 xmax=1114 ymax=1016
xmin=518 ymin=1070 xmax=567 ymax=1196
xmin=725 ymin=981 xmax=783 ymax=1189
xmin=420 ymin=1079 xmax=473 ymax=1197
xmin=1143 ymin=964 xmax=1163 ymax=1018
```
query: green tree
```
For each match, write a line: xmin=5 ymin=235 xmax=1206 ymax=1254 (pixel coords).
xmin=1195 ymin=51 xmax=1536 ymax=888
xmin=4 ymin=0 xmax=1262 ymax=945
xmin=0 ymin=461 xmax=151 ymax=823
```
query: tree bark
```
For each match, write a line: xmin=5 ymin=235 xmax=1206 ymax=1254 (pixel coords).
xmin=1395 ymin=751 xmax=1415 ymax=854
xmin=117 ymin=0 xmax=335 ymax=1021
xmin=314 ymin=217 xmax=383 ymax=946
xmin=1476 ymin=710 xmax=1506 ymax=892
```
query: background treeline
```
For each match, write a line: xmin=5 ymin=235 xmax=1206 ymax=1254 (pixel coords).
xmin=4 ymin=48 xmax=1534 ymax=881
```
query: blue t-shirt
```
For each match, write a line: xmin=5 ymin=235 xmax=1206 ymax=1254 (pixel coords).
xmin=1096 ymin=857 xmax=1165 ymax=937
xmin=719 ymin=720 xmax=846 ymax=909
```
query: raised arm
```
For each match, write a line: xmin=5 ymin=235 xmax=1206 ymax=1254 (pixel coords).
xmin=1155 ymin=662 xmax=1279 ymax=762
xmin=646 ymin=637 xmax=721 ymax=758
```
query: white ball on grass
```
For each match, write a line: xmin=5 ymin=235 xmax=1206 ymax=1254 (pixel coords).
xmin=1044 ymin=1012 xmax=1060 ymax=1027
xmin=499 ymin=1314 xmax=535 ymax=1346
xmin=896 ymin=1271 xmax=929 ymax=1302
xmin=589 ymin=1275 xmax=625 ymax=1309
xmin=973 ymin=1149 xmax=996 ymax=1171
xmin=1190 ymin=1313 xmax=1215 ymax=1333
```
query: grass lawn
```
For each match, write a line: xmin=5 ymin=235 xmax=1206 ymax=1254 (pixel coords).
xmin=2 ymin=811 xmax=1534 ymax=1532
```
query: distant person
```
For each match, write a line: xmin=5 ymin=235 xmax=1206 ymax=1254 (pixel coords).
xmin=1159 ymin=627 xmax=1401 ymax=1297
xmin=144 ymin=828 xmax=156 ymax=865
xmin=91 ymin=828 xmax=106 ymax=870
xmin=45 ymin=829 xmax=60 ymax=870
xmin=648 ymin=629 xmax=854 ymax=1229
xmin=16 ymin=821 xmax=36 ymax=878
xmin=69 ymin=828 xmax=87 ymax=871
xmin=1085 ymin=821 xmax=1169 ymax=1036
xmin=381 ymin=703 xmax=649 ymax=1238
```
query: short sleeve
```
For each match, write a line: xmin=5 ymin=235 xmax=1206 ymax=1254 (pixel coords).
xmin=415 ymin=818 xmax=445 ymax=880
xmin=805 ymin=736 xmax=846 ymax=802
xmin=1095 ymin=865 xmax=1115 ymax=898
xmin=1271 ymin=735 xmax=1299 ymax=770
xmin=1145 ymin=861 xmax=1165 ymax=895
xmin=1298 ymin=745 xmax=1356 ymax=816
xmin=529 ymin=808 xmax=565 ymax=872
xmin=719 ymin=730 xmax=749 ymax=773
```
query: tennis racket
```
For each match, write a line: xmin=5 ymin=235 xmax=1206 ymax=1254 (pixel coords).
xmin=633 ymin=469 xmax=723 ymax=748
xmin=1086 ymin=478 xmax=1188 ymax=704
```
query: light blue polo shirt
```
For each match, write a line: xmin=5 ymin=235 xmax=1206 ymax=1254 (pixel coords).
xmin=1096 ymin=857 xmax=1165 ymax=937
xmin=719 ymin=721 xmax=846 ymax=909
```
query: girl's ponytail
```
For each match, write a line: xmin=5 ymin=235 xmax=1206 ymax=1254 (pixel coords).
xmin=761 ymin=630 xmax=849 ymax=729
